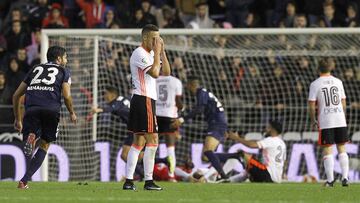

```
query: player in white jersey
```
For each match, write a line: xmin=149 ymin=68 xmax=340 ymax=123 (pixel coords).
xmin=156 ymin=75 xmax=183 ymax=181
xmin=308 ymin=58 xmax=349 ymax=187
xmin=227 ymin=120 xmax=286 ymax=183
xmin=124 ymin=24 xmax=171 ymax=191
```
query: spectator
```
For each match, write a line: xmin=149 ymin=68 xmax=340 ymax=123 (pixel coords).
xmin=244 ymin=12 xmax=259 ymax=28
xmin=100 ymin=9 xmax=119 ymax=28
xmin=5 ymin=57 xmax=25 ymax=91
xmin=293 ymin=14 xmax=307 ymax=28
xmin=187 ymin=2 xmax=214 ymax=29
xmin=283 ymin=1 xmax=296 ymax=27
xmin=345 ymin=2 xmax=359 ymax=27
xmin=77 ymin=0 xmax=110 ymax=28
xmin=0 ymin=71 xmax=12 ymax=105
xmin=225 ymin=0 xmax=254 ymax=28
xmin=130 ymin=9 xmax=147 ymax=28
xmin=16 ymin=48 xmax=31 ymax=73
xmin=5 ymin=20 xmax=31 ymax=53
xmin=140 ymin=0 xmax=158 ymax=26
xmin=2 ymin=8 xmax=25 ymax=34
xmin=208 ymin=0 xmax=226 ymax=23
xmin=42 ymin=3 xmax=70 ymax=28
xmin=342 ymin=67 xmax=360 ymax=109
xmin=113 ymin=0 xmax=133 ymax=27
xmin=321 ymin=2 xmax=342 ymax=27
xmin=161 ymin=6 xmax=184 ymax=28
xmin=26 ymin=28 xmax=41 ymax=65
xmin=28 ymin=0 xmax=50 ymax=30
xmin=0 ymin=34 xmax=7 ymax=63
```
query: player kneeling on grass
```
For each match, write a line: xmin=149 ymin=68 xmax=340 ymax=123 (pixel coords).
xmin=13 ymin=46 xmax=77 ymax=189
xmin=226 ymin=120 xmax=286 ymax=183
xmin=173 ymin=76 xmax=242 ymax=181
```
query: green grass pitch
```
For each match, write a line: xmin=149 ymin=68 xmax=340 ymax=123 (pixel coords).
xmin=0 ymin=181 xmax=359 ymax=203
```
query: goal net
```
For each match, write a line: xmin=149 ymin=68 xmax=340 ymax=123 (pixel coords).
xmin=41 ymin=28 xmax=360 ymax=182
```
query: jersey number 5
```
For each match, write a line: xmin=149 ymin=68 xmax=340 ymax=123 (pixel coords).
xmin=30 ymin=67 xmax=59 ymax=85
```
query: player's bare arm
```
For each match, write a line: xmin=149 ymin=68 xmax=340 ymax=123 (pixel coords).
xmin=62 ymin=82 xmax=77 ymax=124
xmin=226 ymin=131 xmax=259 ymax=148
xmin=159 ymin=37 xmax=171 ymax=76
xmin=175 ymin=95 xmax=184 ymax=110
xmin=308 ymin=101 xmax=317 ymax=127
xmin=12 ymin=82 xmax=28 ymax=132
xmin=147 ymin=37 xmax=162 ymax=78
xmin=342 ymin=98 xmax=346 ymax=117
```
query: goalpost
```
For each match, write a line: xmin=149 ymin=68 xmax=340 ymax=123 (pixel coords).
xmin=40 ymin=28 xmax=360 ymax=182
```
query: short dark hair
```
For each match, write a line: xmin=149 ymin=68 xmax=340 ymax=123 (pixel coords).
xmin=269 ymin=120 xmax=282 ymax=134
xmin=105 ymin=86 xmax=119 ymax=95
xmin=141 ymin=24 xmax=159 ymax=37
xmin=318 ymin=58 xmax=332 ymax=73
xmin=0 ymin=70 xmax=5 ymax=76
xmin=47 ymin=46 xmax=66 ymax=62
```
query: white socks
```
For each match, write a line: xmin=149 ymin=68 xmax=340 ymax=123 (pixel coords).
xmin=323 ymin=154 xmax=334 ymax=182
xmin=143 ymin=144 xmax=158 ymax=181
xmin=167 ymin=146 xmax=176 ymax=177
xmin=125 ymin=145 xmax=142 ymax=180
xmin=338 ymin=152 xmax=349 ymax=180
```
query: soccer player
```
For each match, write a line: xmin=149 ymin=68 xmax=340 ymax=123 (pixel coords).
xmin=13 ymin=46 xmax=77 ymax=189
xmin=308 ymin=58 xmax=349 ymax=187
xmin=226 ymin=120 xmax=286 ymax=183
xmin=123 ymin=24 xmax=170 ymax=191
xmin=173 ymin=76 xmax=240 ymax=181
xmin=156 ymin=75 xmax=183 ymax=181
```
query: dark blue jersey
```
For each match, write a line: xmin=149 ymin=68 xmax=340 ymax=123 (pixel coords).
xmin=184 ymin=88 xmax=227 ymax=125
xmin=23 ymin=62 xmax=71 ymax=113
xmin=102 ymin=96 xmax=130 ymax=123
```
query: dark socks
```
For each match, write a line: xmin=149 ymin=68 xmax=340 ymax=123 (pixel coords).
xmin=21 ymin=148 xmax=47 ymax=183
xmin=204 ymin=150 xmax=227 ymax=178
xmin=155 ymin=157 xmax=167 ymax=164
xmin=216 ymin=153 xmax=241 ymax=163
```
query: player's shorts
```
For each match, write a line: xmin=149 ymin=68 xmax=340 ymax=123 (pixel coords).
xmin=246 ymin=157 xmax=273 ymax=183
xmin=318 ymin=127 xmax=349 ymax=146
xmin=22 ymin=108 xmax=60 ymax=143
xmin=157 ymin=116 xmax=178 ymax=135
xmin=206 ymin=123 xmax=227 ymax=142
xmin=123 ymin=132 xmax=134 ymax=146
xmin=127 ymin=95 xmax=158 ymax=134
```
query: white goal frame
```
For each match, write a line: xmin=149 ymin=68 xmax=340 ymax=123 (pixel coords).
xmin=40 ymin=27 xmax=360 ymax=181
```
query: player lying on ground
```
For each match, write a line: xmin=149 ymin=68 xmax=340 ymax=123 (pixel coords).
xmin=308 ymin=58 xmax=349 ymax=187
xmin=124 ymin=24 xmax=171 ymax=191
xmin=226 ymin=120 xmax=286 ymax=183
xmin=173 ymin=76 xmax=242 ymax=181
xmin=13 ymin=46 xmax=77 ymax=189
xmin=155 ymin=74 xmax=184 ymax=181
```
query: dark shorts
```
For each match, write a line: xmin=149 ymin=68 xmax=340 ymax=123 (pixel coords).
xmin=206 ymin=123 xmax=227 ymax=142
xmin=157 ymin=116 xmax=177 ymax=134
xmin=318 ymin=127 xmax=349 ymax=146
xmin=123 ymin=132 xmax=134 ymax=146
xmin=247 ymin=157 xmax=273 ymax=183
xmin=22 ymin=108 xmax=60 ymax=143
xmin=127 ymin=95 xmax=158 ymax=134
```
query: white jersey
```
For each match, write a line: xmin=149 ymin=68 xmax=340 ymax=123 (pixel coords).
xmin=257 ymin=136 xmax=286 ymax=183
xmin=308 ymin=75 xmax=347 ymax=129
xmin=130 ymin=46 xmax=157 ymax=100
xmin=156 ymin=76 xmax=182 ymax=118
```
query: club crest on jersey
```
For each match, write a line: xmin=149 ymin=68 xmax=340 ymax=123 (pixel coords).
xmin=141 ymin=58 xmax=147 ymax=65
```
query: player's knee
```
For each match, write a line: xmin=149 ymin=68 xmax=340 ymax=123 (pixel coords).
xmin=336 ymin=144 xmax=346 ymax=153
xmin=39 ymin=139 xmax=50 ymax=151
xmin=322 ymin=146 xmax=333 ymax=156
xmin=145 ymin=133 xmax=159 ymax=144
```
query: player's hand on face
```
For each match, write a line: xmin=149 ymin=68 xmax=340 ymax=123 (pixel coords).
xmin=159 ymin=37 xmax=165 ymax=52
xmin=70 ymin=112 xmax=77 ymax=124
xmin=14 ymin=120 xmax=22 ymax=133
xmin=153 ymin=37 xmax=162 ymax=53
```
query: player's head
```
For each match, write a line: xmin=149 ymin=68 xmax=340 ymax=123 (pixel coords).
xmin=266 ymin=120 xmax=282 ymax=136
xmin=318 ymin=58 xmax=332 ymax=74
xmin=186 ymin=75 xmax=200 ymax=95
xmin=141 ymin=24 xmax=159 ymax=50
xmin=104 ymin=86 xmax=119 ymax=103
xmin=47 ymin=46 xmax=68 ymax=66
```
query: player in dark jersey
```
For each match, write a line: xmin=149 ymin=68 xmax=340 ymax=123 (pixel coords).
xmin=13 ymin=46 xmax=77 ymax=189
xmin=173 ymin=76 xmax=240 ymax=181
xmin=92 ymin=86 xmax=135 ymax=162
